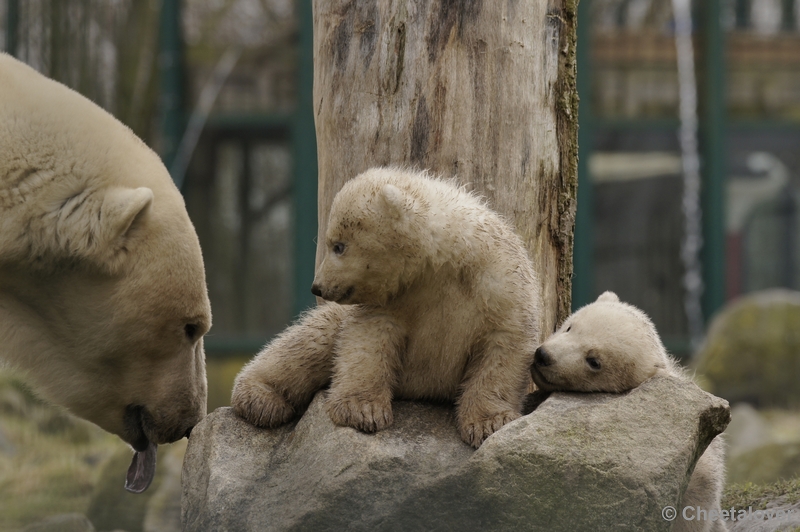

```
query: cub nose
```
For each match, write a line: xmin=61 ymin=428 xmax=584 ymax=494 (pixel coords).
xmin=310 ymin=284 xmax=322 ymax=297
xmin=534 ymin=346 xmax=553 ymax=367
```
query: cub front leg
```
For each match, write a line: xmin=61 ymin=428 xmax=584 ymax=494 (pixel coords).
xmin=456 ymin=331 xmax=534 ymax=448
xmin=326 ymin=312 xmax=405 ymax=433
xmin=232 ymin=303 xmax=348 ymax=428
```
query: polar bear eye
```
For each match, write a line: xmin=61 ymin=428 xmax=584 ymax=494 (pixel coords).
xmin=586 ymin=357 xmax=601 ymax=371
xmin=565 ymin=325 xmax=571 ymax=332
xmin=184 ymin=324 xmax=199 ymax=342
xmin=332 ymin=242 xmax=346 ymax=255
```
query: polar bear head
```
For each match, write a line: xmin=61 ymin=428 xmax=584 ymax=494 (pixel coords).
xmin=312 ymin=168 xmax=431 ymax=306
xmin=530 ymin=291 xmax=671 ymax=393
xmin=0 ymin=54 xmax=210 ymax=491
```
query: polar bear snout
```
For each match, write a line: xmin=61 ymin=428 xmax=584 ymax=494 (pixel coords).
xmin=126 ymin=401 xmax=202 ymax=448
xmin=311 ymin=283 xmax=323 ymax=297
xmin=534 ymin=346 xmax=553 ymax=367
xmin=123 ymin=405 xmax=151 ymax=452
xmin=311 ymin=280 xmax=354 ymax=304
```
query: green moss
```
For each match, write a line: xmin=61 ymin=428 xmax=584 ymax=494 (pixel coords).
xmin=722 ymin=476 xmax=800 ymax=511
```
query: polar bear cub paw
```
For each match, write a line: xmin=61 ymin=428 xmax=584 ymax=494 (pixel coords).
xmin=231 ymin=381 xmax=295 ymax=429
xmin=460 ymin=410 xmax=520 ymax=448
xmin=326 ymin=394 xmax=393 ymax=433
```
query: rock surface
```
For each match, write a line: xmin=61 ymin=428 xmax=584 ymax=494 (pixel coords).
xmin=728 ymin=500 xmax=800 ymax=532
xmin=182 ymin=374 xmax=729 ymax=531
xmin=694 ymin=289 xmax=800 ymax=407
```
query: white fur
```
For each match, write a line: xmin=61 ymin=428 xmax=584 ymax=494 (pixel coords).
xmin=233 ymin=167 xmax=541 ymax=448
xmin=0 ymin=52 xmax=211 ymax=449
xmin=532 ymin=291 xmax=726 ymax=532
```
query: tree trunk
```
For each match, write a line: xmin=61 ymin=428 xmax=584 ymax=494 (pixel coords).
xmin=312 ymin=0 xmax=578 ymax=338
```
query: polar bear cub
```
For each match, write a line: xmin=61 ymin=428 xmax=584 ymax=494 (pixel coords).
xmin=531 ymin=291 xmax=726 ymax=532
xmin=233 ymin=167 xmax=541 ymax=447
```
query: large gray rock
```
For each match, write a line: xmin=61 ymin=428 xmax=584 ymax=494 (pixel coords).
xmin=182 ymin=374 xmax=729 ymax=531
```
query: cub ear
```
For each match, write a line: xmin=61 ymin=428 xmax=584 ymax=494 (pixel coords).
xmin=100 ymin=187 xmax=153 ymax=241
xmin=597 ymin=291 xmax=620 ymax=303
xmin=380 ymin=184 xmax=408 ymax=219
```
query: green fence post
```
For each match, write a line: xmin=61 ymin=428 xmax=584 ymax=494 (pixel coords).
xmin=573 ymin=0 xmax=594 ymax=310
xmin=699 ymin=0 xmax=727 ymax=320
xmin=5 ymin=0 xmax=19 ymax=55
xmin=782 ymin=0 xmax=796 ymax=31
xmin=159 ymin=0 xmax=185 ymax=180
xmin=735 ymin=0 xmax=750 ymax=29
xmin=292 ymin=0 xmax=319 ymax=317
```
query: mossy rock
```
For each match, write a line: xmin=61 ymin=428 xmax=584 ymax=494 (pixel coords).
xmin=694 ymin=289 xmax=800 ymax=407
xmin=723 ymin=476 xmax=800 ymax=511
xmin=728 ymin=442 xmax=800 ymax=485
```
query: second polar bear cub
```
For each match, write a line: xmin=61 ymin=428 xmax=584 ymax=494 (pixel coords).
xmin=233 ymin=167 xmax=540 ymax=447
xmin=531 ymin=292 xmax=726 ymax=532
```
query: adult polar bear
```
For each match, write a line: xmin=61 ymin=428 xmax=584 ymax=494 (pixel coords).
xmin=0 ymin=53 xmax=211 ymax=492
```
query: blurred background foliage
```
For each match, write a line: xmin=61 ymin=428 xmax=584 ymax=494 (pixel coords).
xmin=2 ymin=0 xmax=800 ymax=529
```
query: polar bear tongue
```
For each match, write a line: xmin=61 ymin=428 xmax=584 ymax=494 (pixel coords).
xmin=125 ymin=442 xmax=158 ymax=493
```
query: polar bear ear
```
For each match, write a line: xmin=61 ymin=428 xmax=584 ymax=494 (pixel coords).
xmin=100 ymin=187 xmax=154 ymax=241
xmin=596 ymin=291 xmax=620 ymax=303
xmin=41 ymin=186 xmax=153 ymax=270
xmin=380 ymin=184 xmax=408 ymax=219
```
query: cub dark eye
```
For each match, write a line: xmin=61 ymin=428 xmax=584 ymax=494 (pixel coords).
xmin=184 ymin=324 xmax=199 ymax=342
xmin=565 ymin=325 xmax=571 ymax=332
xmin=332 ymin=242 xmax=346 ymax=255
xmin=586 ymin=357 xmax=601 ymax=370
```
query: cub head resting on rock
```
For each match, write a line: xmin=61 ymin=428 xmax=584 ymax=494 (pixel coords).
xmin=530 ymin=291 xmax=727 ymax=532
xmin=233 ymin=167 xmax=541 ymax=448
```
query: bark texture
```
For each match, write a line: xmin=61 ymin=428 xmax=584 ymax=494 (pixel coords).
xmin=313 ymin=0 xmax=578 ymax=334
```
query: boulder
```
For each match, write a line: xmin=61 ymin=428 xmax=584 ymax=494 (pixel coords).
xmin=182 ymin=374 xmax=728 ymax=531
xmin=694 ymin=289 xmax=800 ymax=407
xmin=728 ymin=500 xmax=800 ymax=532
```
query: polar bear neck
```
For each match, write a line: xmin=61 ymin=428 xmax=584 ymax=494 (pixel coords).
xmin=423 ymin=196 xmax=505 ymax=272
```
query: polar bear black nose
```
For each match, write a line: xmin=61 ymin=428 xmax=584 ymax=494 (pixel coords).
xmin=534 ymin=347 xmax=553 ymax=367
xmin=311 ymin=284 xmax=322 ymax=297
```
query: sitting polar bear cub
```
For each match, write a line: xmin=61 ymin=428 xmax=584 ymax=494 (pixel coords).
xmin=531 ymin=291 xmax=726 ymax=532
xmin=233 ymin=167 xmax=540 ymax=447
xmin=0 ymin=53 xmax=211 ymax=492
